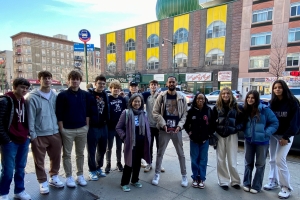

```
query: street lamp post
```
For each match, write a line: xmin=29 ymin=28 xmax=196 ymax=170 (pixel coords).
xmin=162 ymin=38 xmax=176 ymax=76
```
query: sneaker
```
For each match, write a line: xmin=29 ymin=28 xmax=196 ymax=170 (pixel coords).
xmin=88 ymin=171 xmax=99 ymax=181
xmin=14 ymin=191 xmax=31 ymax=200
xmin=105 ymin=163 xmax=111 ymax=173
xmin=161 ymin=166 xmax=165 ymax=172
xmin=66 ymin=176 xmax=76 ymax=188
xmin=117 ymin=162 xmax=124 ymax=172
xmin=144 ymin=164 xmax=152 ymax=172
xmin=221 ymin=185 xmax=229 ymax=190
xmin=141 ymin=159 xmax=147 ymax=168
xmin=243 ymin=186 xmax=250 ymax=192
xmin=278 ymin=187 xmax=291 ymax=199
xmin=232 ymin=184 xmax=241 ymax=189
xmin=181 ymin=175 xmax=188 ymax=187
xmin=76 ymin=175 xmax=87 ymax=186
xmin=49 ymin=175 xmax=64 ymax=188
xmin=96 ymin=169 xmax=107 ymax=177
xmin=39 ymin=181 xmax=49 ymax=194
xmin=199 ymin=180 xmax=205 ymax=189
xmin=131 ymin=182 xmax=142 ymax=188
xmin=121 ymin=185 xmax=131 ymax=192
xmin=250 ymin=189 xmax=258 ymax=194
xmin=263 ymin=179 xmax=279 ymax=190
xmin=152 ymin=173 xmax=160 ymax=185
xmin=0 ymin=195 xmax=9 ymax=200
xmin=192 ymin=180 xmax=199 ymax=188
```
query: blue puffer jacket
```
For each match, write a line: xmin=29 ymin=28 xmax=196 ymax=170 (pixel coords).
xmin=243 ymin=103 xmax=279 ymax=143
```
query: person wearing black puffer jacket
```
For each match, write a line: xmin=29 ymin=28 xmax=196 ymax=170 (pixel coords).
xmin=212 ymin=87 xmax=244 ymax=191
xmin=184 ymin=93 xmax=215 ymax=189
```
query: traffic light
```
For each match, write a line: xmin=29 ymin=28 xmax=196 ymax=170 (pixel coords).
xmin=290 ymin=71 xmax=300 ymax=76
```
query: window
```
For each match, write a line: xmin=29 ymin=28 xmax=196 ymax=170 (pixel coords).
xmin=107 ymin=61 xmax=116 ymax=72
xmin=175 ymin=53 xmax=188 ymax=67
xmin=42 ymin=65 xmax=46 ymax=70
xmin=173 ymin=28 xmax=188 ymax=43
xmin=206 ymin=21 xmax=226 ymax=38
xmin=147 ymin=34 xmax=159 ymax=48
xmin=27 ymin=64 xmax=32 ymax=72
xmin=52 ymin=42 xmax=55 ymax=48
xmin=61 ymin=59 xmax=65 ymax=66
xmin=26 ymin=56 xmax=32 ymax=63
xmin=96 ymin=51 xmax=100 ymax=57
xmin=205 ymin=49 xmax=224 ymax=65
xmin=60 ymin=44 xmax=63 ymax=50
xmin=41 ymin=40 xmax=45 ymax=47
xmin=67 ymin=61 xmax=69 ymax=66
xmin=288 ymin=28 xmax=300 ymax=42
xmin=249 ymin=56 xmax=270 ymax=69
xmin=287 ymin=53 xmax=299 ymax=67
xmin=147 ymin=57 xmax=159 ymax=70
xmin=125 ymin=39 xmax=135 ymax=51
xmin=52 ymin=51 xmax=55 ymax=57
xmin=251 ymin=32 xmax=271 ymax=46
xmin=52 ymin=58 xmax=56 ymax=64
xmin=42 ymin=49 xmax=46 ymax=56
xmin=252 ymin=8 xmax=273 ymax=23
xmin=126 ymin=59 xmax=135 ymax=71
xmin=96 ymin=58 xmax=100 ymax=63
xmin=61 ymin=52 xmax=64 ymax=58
xmin=107 ymin=42 xmax=116 ymax=54
xmin=291 ymin=2 xmax=300 ymax=17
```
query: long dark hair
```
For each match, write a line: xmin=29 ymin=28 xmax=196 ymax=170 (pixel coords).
xmin=244 ymin=90 xmax=260 ymax=121
xmin=270 ymin=80 xmax=296 ymax=106
xmin=191 ymin=93 xmax=209 ymax=109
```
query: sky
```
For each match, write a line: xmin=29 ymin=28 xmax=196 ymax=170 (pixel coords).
xmin=0 ymin=0 xmax=157 ymax=51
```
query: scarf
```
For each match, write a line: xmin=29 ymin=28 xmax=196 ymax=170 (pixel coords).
xmin=128 ymin=108 xmax=145 ymax=148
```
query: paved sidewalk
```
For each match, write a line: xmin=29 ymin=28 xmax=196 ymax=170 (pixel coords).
xmin=2 ymin=133 xmax=300 ymax=200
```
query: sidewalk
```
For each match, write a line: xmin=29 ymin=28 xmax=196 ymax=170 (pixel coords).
xmin=4 ymin=133 xmax=300 ymax=200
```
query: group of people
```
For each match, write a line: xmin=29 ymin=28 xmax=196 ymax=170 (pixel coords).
xmin=0 ymin=70 xmax=298 ymax=200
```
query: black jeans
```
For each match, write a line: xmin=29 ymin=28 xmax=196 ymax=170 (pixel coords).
xmin=106 ymin=129 xmax=122 ymax=164
xmin=87 ymin=126 xmax=108 ymax=171
xmin=150 ymin=127 xmax=159 ymax=164
xmin=121 ymin=134 xmax=144 ymax=186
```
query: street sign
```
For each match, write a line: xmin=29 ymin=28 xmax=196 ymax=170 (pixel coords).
xmin=126 ymin=74 xmax=135 ymax=81
xmin=78 ymin=29 xmax=91 ymax=43
xmin=74 ymin=43 xmax=94 ymax=52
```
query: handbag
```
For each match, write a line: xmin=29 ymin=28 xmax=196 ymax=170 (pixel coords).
xmin=209 ymin=133 xmax=218 ymax=149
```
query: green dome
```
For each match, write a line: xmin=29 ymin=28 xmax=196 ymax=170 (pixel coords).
xmin=156 ymin=0 xmax=201 ymax=20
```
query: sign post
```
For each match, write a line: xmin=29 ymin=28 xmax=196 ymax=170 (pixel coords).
xmin=78 ymin=29 xmax=91 ymax=84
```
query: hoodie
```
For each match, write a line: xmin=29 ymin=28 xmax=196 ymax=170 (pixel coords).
xmin=25 ymin=89 xmax=59 ymax=140
xmin=5 ymin=91 xmax=29 ymax=144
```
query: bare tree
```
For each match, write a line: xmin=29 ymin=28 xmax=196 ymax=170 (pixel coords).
xmin=268 ymin=39 xmax=286 ymax=80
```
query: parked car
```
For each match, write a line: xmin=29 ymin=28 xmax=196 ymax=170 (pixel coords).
xmin=206 ymin=90 xmax=242 ymax=104
xmin=158 ymin=87 xmax=194 ymax=106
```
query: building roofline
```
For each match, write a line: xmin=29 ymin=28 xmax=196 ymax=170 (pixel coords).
xmin=10 ymin=32 xmax=75 ymax=43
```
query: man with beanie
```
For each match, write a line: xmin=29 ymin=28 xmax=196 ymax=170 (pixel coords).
xmin=0 ymin=78 xmax=31 ymax=200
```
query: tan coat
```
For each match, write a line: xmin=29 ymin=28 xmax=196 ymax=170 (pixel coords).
xmin=152 ymin=91 xmax=188 ymax=130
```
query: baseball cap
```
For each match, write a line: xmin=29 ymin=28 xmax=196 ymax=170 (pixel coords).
xmin=129 ymin=81 xmax=138 ymax=86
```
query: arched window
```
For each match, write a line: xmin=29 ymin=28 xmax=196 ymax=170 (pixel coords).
xmin=147 ymin=34 xmax=159 ymax=48
xmin=205 ymin=49 xmax=224 ymax=65
xmin=206 ymin=21 xmax=226 ymax=38
xmin=147 ymin=57 xmax=159 ymax=70
xmin=175 ymin=53 xmax=188 ymax=67
xmin=107 ymin=61 xmax=116 ymax=72
xmin=107 ymin=42 xmax=116 ymax=54
xmin=125 ymin=39 xmax=135 ymax=51
xmin=173 ymin=28 xmax=189 ymax=44
xmin=125 ymin=59 xmax=135 ymax=71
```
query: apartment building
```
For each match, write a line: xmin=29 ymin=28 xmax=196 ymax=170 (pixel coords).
xmin=239 ymin=0 xmax=300 ymax=95
xmin=0 ymin=50 xmax=13 ymax=92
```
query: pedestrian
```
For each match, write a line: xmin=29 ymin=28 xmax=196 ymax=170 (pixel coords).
xmin=263 ymin=80 xmax=300 ymax=199
xmin=212 ymin=87 xmax=244 ymax=190
xmin=151 ymin=76 xmax=188 ymax=187
xmin=242 ymin=90 xmax=278 ymax=194
xmin=105 ymin=80 xmax=126 ymax=173
xmin=142 ymin=80 xmax=165 ymax=173
xmin=26 ymin=71 xmax=64 ymax=194
xmin=183 ymin=93 xmax=215 ymax=189
xmin=56 ymin=70 xmax=91 ymax=187
xmin=116 ymin=93 xmax=151 ymax=192
xmin=0 ymin=78 xmax=32 ymax=200
xmin=86 ymin=75 xmax=110 ymax=180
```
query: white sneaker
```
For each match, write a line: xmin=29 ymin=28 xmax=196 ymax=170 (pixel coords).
xmin=39 ymin=181 xmax=49 ymax=194
xmin=0 ymin=195 xmax=9 ymax=200
xmin=141 ymin=159 xmax=147 ymax=168
xmin=49 ymin=175 xmax=64 ymax=188
xmin=14 ymin=191 xmax=31 ymax=200
xmin=278 ymin=187 xmax=291 ymax=199
xmin=152 ymin=173 xmax=160 ymax=185
xmin=263 ymin=179 xmax=279 ymax=190
xmin=181 ymin=175 xmax=188 ymax=187
xmin=76 ymin=175 xmax=87 ymax=186
xmin=161 ymin=166 xmax=165 ymax=172
xmin=66 ymin=176 xmax=76 ymax=188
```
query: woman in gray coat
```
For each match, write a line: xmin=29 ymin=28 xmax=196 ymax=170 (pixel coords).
xmin=116 ymin=93 xmax=151 ymax=192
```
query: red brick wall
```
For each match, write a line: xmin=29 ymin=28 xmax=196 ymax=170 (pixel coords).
xmin=252 ymin=1 xmax=274 ymax=10
xmin=160 ymin=18 xmax=169 ymax=70
xmin=136 ymin=25 xmax=143 ymax=71
xmin=251 ymin=25 xmax=273 ymax=34
xmin=191 ymin=10 xmax=201 ymax=68
xmin=116 ymin=30 xmax=123 ymax=71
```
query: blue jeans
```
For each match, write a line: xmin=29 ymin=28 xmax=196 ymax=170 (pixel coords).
xmin=87 ymin=126 xmax=108 ymax=171
xmin=190 ymin=140 xmax=209 ymax=181
xmin=243 ymin=140 xmax=269 ymax=191
xmin=0 ymin=139 xmax=30 ymax=195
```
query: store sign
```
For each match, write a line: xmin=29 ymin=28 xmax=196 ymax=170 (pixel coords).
xmin=218 ymin=71 xmax=232 ymax=81
xmin=107 ymin=77 xmax=127 ymax=83
xmin=154 ymin=74 xmax=164 ymax=82
xmin=186 ymin=73 xmax=211 ymax=82
xmin=265 ymin=77 xmax=277 ymax=82
xmin=27 ymin=79 xmax=61 ymax=85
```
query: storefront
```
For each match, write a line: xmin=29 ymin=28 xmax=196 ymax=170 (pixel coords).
xmin=106 ymin=76 xmax=128 ymax=89
xmin=27 ymin=79 xmax=66 ymax=91
xmin=185 ymin=73 xmax=213 ymax=94
xmin=218 ymin=71 xmax=232 ymax=90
